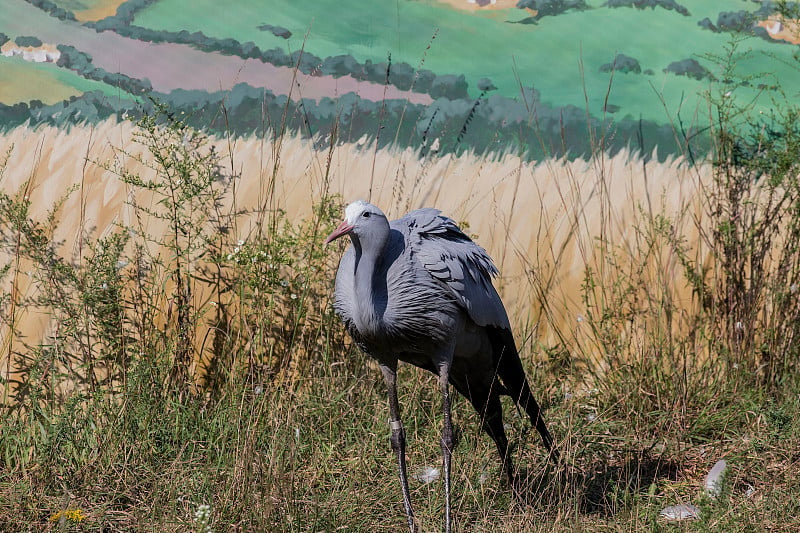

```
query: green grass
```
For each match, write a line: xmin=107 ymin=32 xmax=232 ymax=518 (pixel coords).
xmin=132 ymin=0 xmax=800 ymax=123
xmin=1 ymin=338 xmax=798 ymax=530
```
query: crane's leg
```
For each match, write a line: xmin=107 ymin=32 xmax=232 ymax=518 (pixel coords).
xmin=438 ymin=364 xmax=456 ymax=533
xmin=380 ymin=363 xmax=415 ymax=533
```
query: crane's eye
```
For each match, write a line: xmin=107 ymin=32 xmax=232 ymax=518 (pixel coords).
xmin=362 ymin=211 xmax=371 ymax=218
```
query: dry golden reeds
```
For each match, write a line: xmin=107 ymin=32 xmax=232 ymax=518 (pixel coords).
xmin=0 ymin=119 xmax=712 ymax=387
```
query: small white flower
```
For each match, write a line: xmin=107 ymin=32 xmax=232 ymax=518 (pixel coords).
xmin=290 ymin=294 xmax=298 ymax=300
xmin=734 ymin=321 xmax=744 ymax=332
xmin=237 ymin=239 xmax=245 ymax=246
xmin=280 ymin=280 xmax=288 ymax=288
xmin=586 ymin=413 xmax=596 ymax=422
xmin=577 ymin=314 xmax=584 ymax=323
xmin=101 ymin=282 xmax=108 ymax=290
xmin=195 ymin=504 xmax=210 ymax=517
xmin=254 ymin=385 xmax=263 ymax=395
xmin=226 ymin=253 xmax=233 ymax=261
xmin=233 ymin=246 xmax=240 ymax=254
xmin=193 ymin=503 xmax=212 ymax=533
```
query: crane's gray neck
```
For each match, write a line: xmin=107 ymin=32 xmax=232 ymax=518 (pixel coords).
xmin=349 ymin=227 xmax=390 ymax=335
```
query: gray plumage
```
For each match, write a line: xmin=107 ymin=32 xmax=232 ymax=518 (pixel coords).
xmin=326 ymin=201 xmax=556 ymax=533
xmin=334 ymin=206 xmax=508 ymax=353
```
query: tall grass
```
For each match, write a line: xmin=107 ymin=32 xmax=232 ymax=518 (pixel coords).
xmin=1 ymin=41 xmax=799 ymax=530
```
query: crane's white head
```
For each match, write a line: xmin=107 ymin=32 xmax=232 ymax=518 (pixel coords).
xmin=344 ymin=200 xmax=371 ymax=225
xmin=325 ymin=200 xmax=387 ymax=244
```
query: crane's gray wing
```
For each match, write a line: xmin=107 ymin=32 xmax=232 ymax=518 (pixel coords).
xmin=394 ymin=208 xmax=511 ymax=329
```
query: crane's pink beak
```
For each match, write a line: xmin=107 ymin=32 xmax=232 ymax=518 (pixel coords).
xmin=324 ymin=220 xmax=354 ymax=244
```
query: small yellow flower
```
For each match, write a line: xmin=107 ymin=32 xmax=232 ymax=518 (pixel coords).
xmin=49 ymin=508 xmax=86 ymax=523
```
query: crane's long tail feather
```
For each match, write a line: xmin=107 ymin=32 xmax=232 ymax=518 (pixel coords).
xmin=488 ymin=327 xmax=556 ymax=455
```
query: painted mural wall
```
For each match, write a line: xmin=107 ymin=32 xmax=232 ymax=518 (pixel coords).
xmin=1 ymin=0 xmax=798 ymax=160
